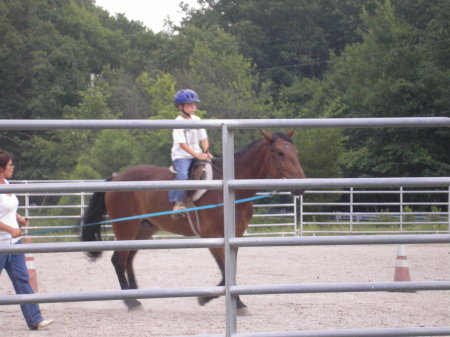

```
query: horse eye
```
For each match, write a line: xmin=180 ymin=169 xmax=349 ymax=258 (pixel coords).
xmin=277 ymin=151 xmax=284 ymax=156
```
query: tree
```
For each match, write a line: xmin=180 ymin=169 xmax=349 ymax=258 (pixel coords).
xmin=306 ymin=0 xmax=450 ymax=177
xmin=188 ymin=0 xmax=374 ymax=88
xmin=169 ymin=25 xmax=279 ymax=151
xmin=0 ymin=0 xmax=170 ymax=177
xmin=73 ymin=129 xmax=143 ymax=178
xmin=21 ymin=82 xmax=115 ymax=179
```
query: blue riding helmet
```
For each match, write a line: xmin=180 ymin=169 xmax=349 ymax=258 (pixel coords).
xmin=174 ymin=89 xmax=200 ymax=104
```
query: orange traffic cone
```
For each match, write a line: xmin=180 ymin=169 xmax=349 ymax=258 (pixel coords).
xmin=23 ymin=236 xmax=38 ymax=292
xmin=393 ymin=245 xmax=412 ymax=282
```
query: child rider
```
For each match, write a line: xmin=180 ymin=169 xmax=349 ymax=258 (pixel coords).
xmin=168 ymin=89 xmax=214 ymax=219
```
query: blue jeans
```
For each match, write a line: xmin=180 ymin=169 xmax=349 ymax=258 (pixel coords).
xmin=168 ymin=158 xmax=194 ymax=203
xmin=0 ymin=240 xmax=43 ymax=329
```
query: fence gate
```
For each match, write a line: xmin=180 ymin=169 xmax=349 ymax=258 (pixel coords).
xmin=1 ymin=117 xmax=450 ymax=337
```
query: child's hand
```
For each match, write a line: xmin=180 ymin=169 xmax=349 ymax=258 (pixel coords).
xmin=197 ymin=153 xmax=210 ymax=161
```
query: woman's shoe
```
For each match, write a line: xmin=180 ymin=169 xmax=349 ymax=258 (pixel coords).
xmin=31 ymin=319 xmax=54 ymax=330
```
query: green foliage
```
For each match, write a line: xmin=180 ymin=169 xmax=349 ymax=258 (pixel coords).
xmin=300 ymin=0 xmax=450 ymax=178
xmin=135 ymin=71 xmax=176 ymax=118
xmin=175 ymin=25 xmax=280 ymax=151
xmin=294 ymin=129 xmax=345 ymax=179
xmin=191 ymin=0 xmax=376 ymax=88
xmin=134 ymin=71 xmax=178 ymax=166
xmin=74 ymin=130 xmax=142 ymax=178
xmin=1 ymin=0 xmax=449 ymax=182
xmin=18 ymin=83 xmax=115 ymax=179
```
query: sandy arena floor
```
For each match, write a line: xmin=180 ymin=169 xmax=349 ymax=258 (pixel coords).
xmin=1 ymin=244 xmax=449 ymax=337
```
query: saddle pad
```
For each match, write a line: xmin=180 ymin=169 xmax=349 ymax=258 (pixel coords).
xmin=192 ymin=162 xmax=213 ymax=201
xmin=168 ymin=162 xmax=213 ymax=202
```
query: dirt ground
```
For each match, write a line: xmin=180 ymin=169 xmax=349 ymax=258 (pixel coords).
xmin=0 ymin=244 xmax=449 ymax=337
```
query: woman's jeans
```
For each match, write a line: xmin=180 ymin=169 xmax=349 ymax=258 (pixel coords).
xmin=0 ymin=240 xmax=43 ymax=329
xmin=168 ymin=158 xmax=194 ymax=203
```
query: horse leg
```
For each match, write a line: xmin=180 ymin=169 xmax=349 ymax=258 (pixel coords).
xmin=111 ymin=218 xmax=155 ymax=311
xmin=126 ymin=250 xmax=139 ymax=289
xmin=122 ymin=219 xmax=157 ymax=310
xmin=198 ymin=247 xmax=249 ymax=316
xmin=126 ymin=219 xmax=157 ymax=290
xmin=111 ymin=250 xmax=142 ymax=310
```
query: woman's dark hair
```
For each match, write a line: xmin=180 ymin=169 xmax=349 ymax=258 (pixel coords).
xmin=0 ymin=149 xmax=12 ymax=169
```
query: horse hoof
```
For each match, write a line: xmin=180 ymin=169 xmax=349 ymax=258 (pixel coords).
xmin=197 ymin=297 xmax=209 ymax=306
xmin=237 ymin=307 xmax=251 ymax=316
xmin=126 ymin=300 xmax=143 ymax=311
xmin=128 ymin=304 xmax=143 ymax=312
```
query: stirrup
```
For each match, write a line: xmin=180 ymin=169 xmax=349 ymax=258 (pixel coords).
xmin=171 ymin=202 xmax=187 ymax=219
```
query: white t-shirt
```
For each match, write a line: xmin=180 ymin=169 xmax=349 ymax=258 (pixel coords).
xmin=0 ymin=180 xmax=20 ymax=245
xmin=171 ymin=115 xmax=208 ymax=160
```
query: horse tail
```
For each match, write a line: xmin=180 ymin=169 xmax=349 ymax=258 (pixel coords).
xmin=81 ymin=190 xmax=107 ymax=260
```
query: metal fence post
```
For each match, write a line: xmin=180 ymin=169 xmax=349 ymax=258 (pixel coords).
xmin=294 ymin=195 xmax=298 ymax=236
xmin=448 ymin=186 xmax=450 ymax=233
xmin=400 ymin=187 xmax=404 ymax=232
xmin=298 ymin=195 xmax=303 ymax=236
xmin=24 ymin=193 xmax=30 ymax=219
xmin=222 ymin=124 xmax=237 ymax=336
xmin=350 ymin=187 xmax=354 ymax=232
xmin=24 ymin=192 xmax=30 ymax=238
xmin=80 ymin=192 xmax=85 ymax=238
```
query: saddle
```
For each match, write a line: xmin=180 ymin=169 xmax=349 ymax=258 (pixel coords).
xmin=169 ymin=159 xmax=213 ymax=202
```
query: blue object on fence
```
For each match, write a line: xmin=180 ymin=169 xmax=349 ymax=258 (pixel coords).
xmin=29 ymin=193 xmax=272 ymax=236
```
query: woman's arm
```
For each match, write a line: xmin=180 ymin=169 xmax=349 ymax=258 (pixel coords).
xmin=0 ymin=221 xmax=23 ymax=238
xmin=16 ymin=214 xmax=28 ymax=228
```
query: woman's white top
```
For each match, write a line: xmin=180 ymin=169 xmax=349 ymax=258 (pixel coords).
xmin=171 ymin=115 xmax=208 ymax=160
xmin=0 ymin=179 xmax=20 ymax=245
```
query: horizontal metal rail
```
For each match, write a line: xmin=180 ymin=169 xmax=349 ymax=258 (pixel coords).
xmin=1 ymin=177 xmax=449 ymax=194
xmin=0 ymin=180 xmax=223 ymax=193
xmin=0 ymin=287 xmax=225 ymax=305
xmin=230 ymin=326 xmax=450 ymax=337
xmin=12 ymin=184 xmax=448 ymax=239
xmin=248 ymin=223 xmax=295 ymax=227
xmin=232 ymin=281 xmax=450 ymax=295
xmin=229 ymin=177 xmax=450 ymax=190
xmin=229 ymin=234 xmax=450 ymax=247
xmin=1 ymin=281 xmax=448 ymax=306
xmin=1 ymin=234 xmax=449 ymax=254
xmin=1 ymin=117 xmax=449 ymax=130
xmin=172 ymin=327 xmax=450 ymax=337
xmin=0 ymin=238 xmax=224 ymax=254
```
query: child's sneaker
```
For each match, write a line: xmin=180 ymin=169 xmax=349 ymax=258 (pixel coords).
xmin=171 ymin=202 xmax=187 ymax=219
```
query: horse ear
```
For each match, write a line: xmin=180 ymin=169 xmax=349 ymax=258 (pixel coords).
xmin=260 ymin=129 xmax=273 ymax=143
xmin=287 ymin=129 xmax=295 ymax=139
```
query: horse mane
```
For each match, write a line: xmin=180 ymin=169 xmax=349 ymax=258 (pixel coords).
xmin=272 ymin=132 xmax=293 ymax=143
xmin=234 ymin=138 xmax=263 ymax=157
xmin=211 ymin=132 xmax=293 ymax=176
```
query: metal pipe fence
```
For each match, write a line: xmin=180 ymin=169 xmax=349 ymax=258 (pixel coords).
xmin=9 ymin=185 xmax=450 ymax=240
xmin=1 ymin=117 xmax=450 ymax=337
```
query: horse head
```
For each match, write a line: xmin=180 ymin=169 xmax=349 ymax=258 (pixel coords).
xmin=261 ymin=129 xmax=306 ymax=196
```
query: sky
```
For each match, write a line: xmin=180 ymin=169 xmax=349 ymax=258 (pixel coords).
xmin=95 ymin=0 xmax=200 ymax=33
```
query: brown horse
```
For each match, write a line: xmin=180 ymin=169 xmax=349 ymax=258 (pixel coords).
xmin=81 ymin=130 xmax=305 ymax=314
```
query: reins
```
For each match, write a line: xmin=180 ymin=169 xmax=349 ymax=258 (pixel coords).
xmin=186 ymin=206 xmax=201 ymax=237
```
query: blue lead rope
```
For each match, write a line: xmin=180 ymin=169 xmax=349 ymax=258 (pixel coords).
xmin=27 ymin=193 xmax=273 ymax=236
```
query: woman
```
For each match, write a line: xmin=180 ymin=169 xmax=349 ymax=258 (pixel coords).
xmin=0 ymin=149 xmax=53 ymax=330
